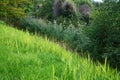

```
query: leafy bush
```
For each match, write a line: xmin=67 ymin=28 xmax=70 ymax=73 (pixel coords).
xmin=85 ymin=1 xmax=120 ymax=70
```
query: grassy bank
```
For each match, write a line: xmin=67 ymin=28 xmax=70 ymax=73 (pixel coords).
xmin=0 ymin=21 xmax=119 ymax=80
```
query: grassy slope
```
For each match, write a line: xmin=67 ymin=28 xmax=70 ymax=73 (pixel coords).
xmin=0 ymin=21 xmax=119 ymax=80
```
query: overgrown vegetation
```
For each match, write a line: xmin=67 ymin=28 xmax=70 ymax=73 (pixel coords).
xmin=0 ymin=22 xmax=119 ymax=80
xmin=0 ymin=0 xmax=120 ymax=72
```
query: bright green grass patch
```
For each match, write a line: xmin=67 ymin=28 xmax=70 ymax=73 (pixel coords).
xmin=0 ymin=22 xmax=119 ymax=80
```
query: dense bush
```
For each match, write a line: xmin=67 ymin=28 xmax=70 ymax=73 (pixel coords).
xmin=85 ymin=1 xmax=120 ymax=70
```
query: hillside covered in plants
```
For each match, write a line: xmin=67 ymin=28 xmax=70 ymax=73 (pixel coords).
xmin=0 ymin=21 xmax=120 ymax=80
xmin=0 ymin=0 xmax=120 ymax=79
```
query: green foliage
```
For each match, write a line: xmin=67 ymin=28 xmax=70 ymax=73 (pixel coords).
xmin=85 ymin=1 xmax=120 ymax=69
xmin=0 ymin=22 xmax=119 ymax=80
xmin=0 ymin=0 xmax=32 ymax=23
xmin=31 ymin=0 xmax=54 ymax=20
xmin=20 ymin=17 xmax=91 ymax=54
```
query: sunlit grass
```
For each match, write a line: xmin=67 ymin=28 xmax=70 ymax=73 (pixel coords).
xmin=0 ymin=22 xmax=119 ymax=80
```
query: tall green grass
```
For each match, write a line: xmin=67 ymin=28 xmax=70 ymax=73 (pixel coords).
xmin=0 ymin=21 xmax=119 ymax=80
